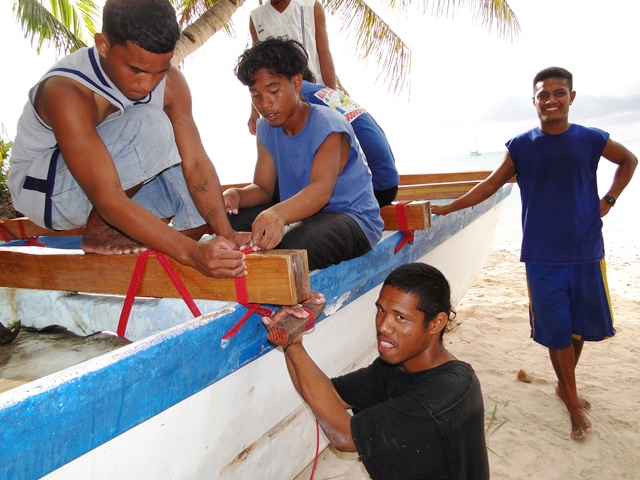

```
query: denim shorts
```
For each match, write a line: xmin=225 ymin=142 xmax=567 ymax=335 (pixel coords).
xmin=49 ymin=105 xmax=205 ymax=231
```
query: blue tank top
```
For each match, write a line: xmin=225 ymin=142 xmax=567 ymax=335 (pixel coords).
xmin=257 ymin=104 xmax=383 ymax=248
xmin=506 ymin=124 xmax=609 ymax=264
xmin=300 ymin=81 xmax=399 ymax=190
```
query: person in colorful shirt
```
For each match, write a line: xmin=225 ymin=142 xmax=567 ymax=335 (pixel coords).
xmin=300 ymin=73 xmax=399 ymax=207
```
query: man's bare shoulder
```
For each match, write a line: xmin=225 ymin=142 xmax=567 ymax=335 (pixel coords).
xmin=34 ymin=76 xmax=102 ymax=126
xmin=163 ymin=66 xmax=190 ymax=110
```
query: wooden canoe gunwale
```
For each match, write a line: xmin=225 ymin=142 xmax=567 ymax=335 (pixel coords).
xmin=0 ymin=184 xmax=514 ymax=480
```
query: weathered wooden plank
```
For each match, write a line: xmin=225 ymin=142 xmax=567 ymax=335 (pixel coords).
xmin=220 ymin=172 xmax=513 ymax=192
xmin=395 ymin=181 xmax=483 ymax=201
xmin=380 ymin=201 xmax=431 ymax=230
xmin=0 ymin=217 xmax=83 ymax=240
xmin=0 ymin=248 xmax=310 ymax=305
xmin=399 ymin=172 xmax=516 ymax=185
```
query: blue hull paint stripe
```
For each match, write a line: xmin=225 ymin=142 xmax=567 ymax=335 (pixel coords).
xmin=0 ymin=186 xmax=511 ymax=479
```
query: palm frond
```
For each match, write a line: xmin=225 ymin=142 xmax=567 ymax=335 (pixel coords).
xmin=75 ymin=0 xmax=102 ymax=38
xmin=374 ymin=0 xmax=520 ymax=40
xmin=12 ymin=0 xmax=98 ymax=55
xmin=324 ymin=0 xmax=411 ymax=94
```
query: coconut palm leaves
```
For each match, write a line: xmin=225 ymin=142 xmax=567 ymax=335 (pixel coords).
xmin=11 ymin=0 xmax=519 ymax=93
xmin=326 ymin=0 xmax=519 ymax=92
xmin=12 ymin=0 xmax=100 ymax=55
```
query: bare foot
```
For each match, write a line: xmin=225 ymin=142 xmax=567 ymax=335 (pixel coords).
xmin=568 ymin=406 xmax=593 ymax=439
xmin=556 ymin=385 xmax=591 ymax=411
xmin=82 ymin=225 xmax=146 ymax=255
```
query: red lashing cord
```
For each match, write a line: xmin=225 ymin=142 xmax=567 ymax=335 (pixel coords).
xmin=117 ymin=250 xmax=202 ymax=339
xmin=394 ymin=200 xmax=415 ymax=253
xmin=220 ymin=247 xmax=273 ymax=347
xmin=0 ymin=219 xmax=45 ymax=246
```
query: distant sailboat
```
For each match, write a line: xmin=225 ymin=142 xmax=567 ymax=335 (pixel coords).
xmin=469 ymin=132 xmax=482 ymax=156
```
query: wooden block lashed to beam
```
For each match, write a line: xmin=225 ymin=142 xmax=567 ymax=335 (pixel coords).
xmin=380 ymin=201 xmax=432 ymax=230
xmin=0 ymin=247 xmax=310 ymax=305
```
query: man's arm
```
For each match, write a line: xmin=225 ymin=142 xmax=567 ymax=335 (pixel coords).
xmin=313 ymin=1 xmax=337 ymax=89
xmin=431 ymin=151 xmax=516 ymax=216
xmin=250 ymin=132 xmax=345 ymax=249
xmin=263 ymin=306 xmax=356 ymax=451
xmin=246 ymin=19 xmax=261 ymax=135
xmin=36 ymin=76 xmax=247 ymax=278
xmin=164 ymin=67 xmax=250 ymax=247
xmin=599 ymin=138 xmax=638 ymax=216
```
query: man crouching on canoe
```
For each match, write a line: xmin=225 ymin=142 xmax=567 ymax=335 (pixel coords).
xmin=8 ymin=0 xmax=250 ymax=278
xmin=263 ymin=263 xmax=490 ymax=479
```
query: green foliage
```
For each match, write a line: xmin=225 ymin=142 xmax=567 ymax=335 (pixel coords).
xmin=12 ymin=0 xmax=101 ymax=55
xmin=0 ymin=128 xmax=13 ymax=197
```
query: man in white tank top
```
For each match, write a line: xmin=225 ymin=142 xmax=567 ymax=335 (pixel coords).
xmin=247 ymin=0 xmax=336 ymax=134
xmin=8 ymin=0 xmax=250 ymax=279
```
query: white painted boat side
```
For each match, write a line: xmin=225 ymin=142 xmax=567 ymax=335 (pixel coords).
xmin=38 ymin=194 xmax=508 ymax=480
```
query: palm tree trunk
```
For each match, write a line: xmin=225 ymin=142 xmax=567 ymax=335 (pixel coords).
xmin=172 ymin=0 xmax=247 ymax=65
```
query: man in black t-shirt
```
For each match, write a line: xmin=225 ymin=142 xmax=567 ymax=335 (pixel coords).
xmin=262 ymin=263 xmax=489 ymax=479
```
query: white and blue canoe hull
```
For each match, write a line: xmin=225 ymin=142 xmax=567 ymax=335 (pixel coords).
xmin=0 ymin=185 xmax=511 ymax=480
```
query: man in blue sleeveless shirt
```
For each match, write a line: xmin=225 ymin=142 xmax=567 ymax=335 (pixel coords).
xmin=432 ymin=67 xmax=637 ymax=439
xmin=9 ymin=0 xmax=249 ymax=278
xmin=228 ymin=38 xmax=383 ymax=270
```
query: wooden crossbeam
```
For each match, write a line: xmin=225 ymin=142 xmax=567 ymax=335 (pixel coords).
xmin=399 ymin=171 xmax=492 ymax=185
xmin=380 ymin=201 xmax=431 ymax=230
xmin=395 ymin=181 xmax=481 ymax=201
xmin=399 ymin=171 xmax=516 ymax=186
xmin=0 ymin=247 xmax=310 ymax=305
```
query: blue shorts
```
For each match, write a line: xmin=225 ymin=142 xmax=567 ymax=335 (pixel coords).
xmin=525 ymin=260 xmax=615 ymax=349
xmin=49 ymin=105 xmax=205 ymax=231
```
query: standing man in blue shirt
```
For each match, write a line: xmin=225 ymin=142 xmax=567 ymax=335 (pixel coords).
xmin=432 ymin=67 xmax=637 ymax=439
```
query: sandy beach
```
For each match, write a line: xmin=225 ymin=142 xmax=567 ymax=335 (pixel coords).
xmin=295 ymin=181 xmax=640 ymax=480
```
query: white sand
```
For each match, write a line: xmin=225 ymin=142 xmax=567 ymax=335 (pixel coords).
xmin=295 ymin=186 xmax=640 ymax=479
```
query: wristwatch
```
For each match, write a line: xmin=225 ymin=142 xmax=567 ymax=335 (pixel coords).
xmin=604 ymin=195 xmax=616 ymax=206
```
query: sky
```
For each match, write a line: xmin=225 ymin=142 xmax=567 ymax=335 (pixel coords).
xmin=2 ymin=0 xmax=640 ymax=184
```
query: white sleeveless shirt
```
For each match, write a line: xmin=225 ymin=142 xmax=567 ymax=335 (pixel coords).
xmin=250 ymin=0 xmax=324 ymax=85
xmin=9 ymin=46 xmax=166 ymax=228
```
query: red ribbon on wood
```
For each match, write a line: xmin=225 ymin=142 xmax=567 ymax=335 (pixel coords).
xmin=0 ymin=220 xmax=10 ymax=243
xmin=220 ymin=247 xmax=273 ymax=347
xmin=0 ymin=218 xmax=45 ymax=246
xmin=393 ymin=200 xmax=415 ymax=253
xmin=117 ymin=250 xmax=202 ymax=340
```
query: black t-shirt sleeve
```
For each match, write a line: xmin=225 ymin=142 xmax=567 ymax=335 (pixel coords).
xmin=332 ymin=360 xmax=489 ymax=480
xmin=332 ymin=358 xmax=388 ymax=411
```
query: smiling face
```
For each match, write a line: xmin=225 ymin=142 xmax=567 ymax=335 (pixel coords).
xmin=96 ymin=34 xmax=173 ymax=102
xmin=533 ymin=76 xmax=576 ymax=133
xmin=375 ymin=285 xmax=444 ymax=373
xmin=249 ymin=68 xmax=308 ymax=135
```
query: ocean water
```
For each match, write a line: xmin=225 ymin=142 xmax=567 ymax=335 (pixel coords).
xmin=407 ymin=140 xmax=640 ymax=255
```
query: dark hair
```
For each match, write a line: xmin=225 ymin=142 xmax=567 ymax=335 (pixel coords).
xmin=235 ymin=37 xmax=309 ymax=87
xmin=102 ymin=0 xmax=180 ymax=54
xmin=533 ymin=66 xmax=573 ymax=91
xmin=383 ymin=263 xmax=455 ymax=339
xmin=302 ymin=67 xmax=316 ymax=83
